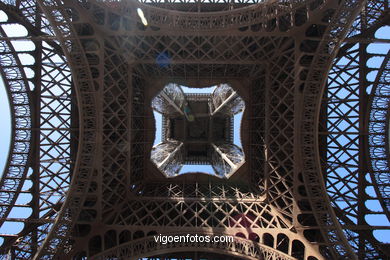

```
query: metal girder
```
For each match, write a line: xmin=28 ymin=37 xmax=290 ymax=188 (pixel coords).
xmin=0 ymin=0 xmax=388 ymax=259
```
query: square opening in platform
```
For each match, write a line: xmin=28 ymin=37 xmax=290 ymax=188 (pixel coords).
xmin=151 ymin=83 xmax=245 ymax=178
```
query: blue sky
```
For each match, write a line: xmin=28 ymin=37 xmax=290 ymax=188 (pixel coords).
xmin=0 ymin=78 xmax=10 ymax=178
xmin=0 ymin=15 xmax=388 ymax=249
xmin=152 ymin=85 xmax=244 ymax=175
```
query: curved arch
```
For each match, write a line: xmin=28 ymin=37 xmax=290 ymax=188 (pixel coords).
xmin=3 ymin=0 xmax=383 ymax=258
xmin=299 ymin=0 xmax=365 ymax=258
xmin=33 ymin=0 xmax=99 ymax=258
xmin=90 ymin=234 xmax=296 ymax=260
xmin=366 ymin=50 xmax=390 ymax=220
xmin=321 ymin=3 xmax=390 ymax=257
xmin=85 ymin=0 xmax=320 ymax=32
xmin=0 ymin=25 xmax=32 ymax=227
xmin=0 ymin=3 xmax=82 ymax=256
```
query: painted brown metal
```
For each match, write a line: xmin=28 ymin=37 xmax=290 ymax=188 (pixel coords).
xmin=0 ymin=0 xmax=388 ymax=259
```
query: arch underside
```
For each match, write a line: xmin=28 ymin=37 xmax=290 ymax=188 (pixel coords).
xmin=0 ymin=0 xmax=388 ymax=259
xmin=90 ymin=234 xmax=295 ymax=260
xmin=0 ymin=1 xmax=74 ymax=257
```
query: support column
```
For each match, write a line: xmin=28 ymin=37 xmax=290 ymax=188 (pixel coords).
xmin=211 ymin=143 xmax=244 ymax=177
xmin=151 ymin=140 xmax=184 ymax=176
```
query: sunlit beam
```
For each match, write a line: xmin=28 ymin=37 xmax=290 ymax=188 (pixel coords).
xmin=137 ymin=8 xmax=148 ymax=26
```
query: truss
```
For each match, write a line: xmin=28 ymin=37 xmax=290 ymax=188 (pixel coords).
xmin=0 ymin=0 xmax=388 ymax=259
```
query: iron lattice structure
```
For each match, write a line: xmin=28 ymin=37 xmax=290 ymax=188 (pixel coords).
xmin=151 ymin=83 xmax=245 ymax=177
xmin=0 ymin=0 xmax=388 ymax=259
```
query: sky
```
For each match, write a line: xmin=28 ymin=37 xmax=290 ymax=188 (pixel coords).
xmin=0 ymin=12 xmax=388 ymax=250
xmin=0 ymin=78 xmax=10 ymax=179
xmin=0 ymin=11 xmax=11 ymax=187
xmin=152 ymin=84 xmax=244 ymax=175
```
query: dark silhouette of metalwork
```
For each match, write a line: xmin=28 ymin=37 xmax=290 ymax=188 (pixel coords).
xmin=0 ymin=0 xmax=388 ymax=259
xmin=151 ymin=83 xmax=245 ymax=177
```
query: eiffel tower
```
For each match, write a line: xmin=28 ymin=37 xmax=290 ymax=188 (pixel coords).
xmin=0 ymin=0 xmax=389 ymax=259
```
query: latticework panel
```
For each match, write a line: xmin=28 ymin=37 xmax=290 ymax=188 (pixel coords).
xmin=27 ymin=0 xmax=100 ymax=258
xmin=71 ymin=181 xmax=323 ymax=259
xmin=112 ymin=199 xmax=285 ymax=229
xmin=249 ymin=74 xmax=266 ymax=193
xmin=211 ymin=146 xmax=233 ymax=176
xmin=135 ymin=0 xmax=272 ymax=13
xmin=211 ymin=143 xmax=244 ymax=177
xmin=151 ymin=140 xmax=184 ymax=177
xmin=91 ymin=234 xmax=297 ymax=260
xmin=152 ymin=83 xmax=186 ymax=116
xmin=368 ymin=51 xmax=390 ymax=215
xmin=0 ymin=25 xmax=32 ymax=226
xmin=320 ymin=0 xmax=390 ymax=258
xmin=0 ymin=0 xmax=388 ymax=259
xmin=0 ymin=1 xmax=74 ymax=258
xmin=101 ymin=0 xmax=313 ymax=31
xmin=266 ymin=42 xmax=295 ymax=223
xmin=101 ymin=44 xmax=129 ymax=220
xmin=210 ymin=84 xmax=244 ymax=116
xmin=129 ymin=69 xmax=147 ymax=184
xmin=297 ymin=0 xmax=373 ymax=258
